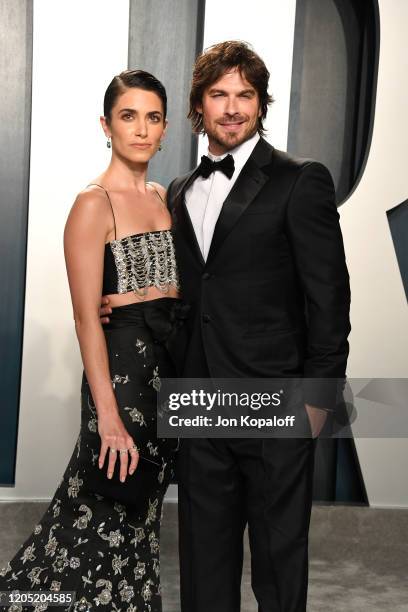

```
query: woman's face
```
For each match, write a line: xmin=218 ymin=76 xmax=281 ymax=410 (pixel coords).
xmin=101 ymin=87 xmax=166 ymax=164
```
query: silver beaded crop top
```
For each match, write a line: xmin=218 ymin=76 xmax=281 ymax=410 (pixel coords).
xmin=87 ymin=183 xmax=180 ymax=297
xmin=103 ymin=229 xmax=180 ymax=296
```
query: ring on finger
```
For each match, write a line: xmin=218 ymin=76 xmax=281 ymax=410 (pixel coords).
xmin=119 ymin=449 xmax=128 ymax=455
xmin=129 ymin=445 xmax=139 ymax=453
xmin=109 ymin=448 xmax=117 ymax=454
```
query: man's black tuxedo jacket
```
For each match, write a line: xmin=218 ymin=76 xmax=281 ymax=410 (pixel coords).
xmin=167 ymin=137 xmax=351 ymax=409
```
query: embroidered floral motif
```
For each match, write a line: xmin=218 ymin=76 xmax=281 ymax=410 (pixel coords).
xmin=145 ymin=499 xmax=158 ymax=526
xmin=112 ymin=553 xmax=129 ymax=576
xmin=112 ymin=374 xmax=130 ymax=389
xmin=73 ymin=596 xmax=92 ymax=612
xmin=124 ymin=406 xmax=146 ymax=426
xmin=135 ymin=338 xmax=147 ymax=357
xmin=52 ymin=547 xmax=69 ymax=573
xmin=52 ymin=499 xmax=61 ymax=518
xmin=81 ymin=569 xmax=93 ymax=587
xmin=49 ymin=580 xmax=61 ymax=592
xmin=129 ymin=525 xmax=145 ymax=547
xmin=0 ymin=562 xmax=12 ymax=577
xmin=148 ymin=531 xmax=159 ymax=555
xmin=118 ymin=578 xmax=135 ymax=603
xmin=44 ymin=524 xmax=60 ymax=557
xmin=44 ymin=540 xmax=57 ymax=558
xmin=114 ymin=503 xmax=126 ymax=523
xmin=152 ymin=558 xmax=160 ymax=577
xmin=90 ymin=448 xmax=99 ymax=466
xmin=158 ymin=458 xmax=167 ymax=485
xmin=147 ymin=442 xmax=158 ymax=457
xmin=27 ymin=566 xmax=46 ymax=588
xmin=20 ymin=543 xmax=36 ymax=564
xmin=69 ymin=557 xmax=80 ymax=569
xmin=73 ymin=537 xmax=89 ymax=548
xmin=94 ymin=579 xmax=113 ymax=606
xmin=97 ymin=524 xmax=124 ymax=548
xmin=134 ymin=561 xmax=146 ymax=581
xmin=73 ymin=505 xmax=92 ymax=530
xmin=148 ymin=366 xmax=161 ymax=392
xmin=88 ymin=417 xmax=97 ymax=433
xmin=67 ymin=471 xmax=83 ymax=498
xmin=141 ymin=578 xmax=154 ymax=602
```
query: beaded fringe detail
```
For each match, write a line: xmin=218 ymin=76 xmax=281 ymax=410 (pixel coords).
xmin=110 ymin=231 xmax=180 ymax=297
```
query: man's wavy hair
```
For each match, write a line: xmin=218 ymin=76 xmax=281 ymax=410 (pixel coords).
xmin=188 ymin=40 xmax=274 ymax=135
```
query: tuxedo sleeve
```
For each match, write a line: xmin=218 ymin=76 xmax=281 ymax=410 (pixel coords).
xmin=286 ymin=161 xmax=351 ymax=410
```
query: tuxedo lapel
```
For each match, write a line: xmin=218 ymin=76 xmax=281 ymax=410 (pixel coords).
xmin=171 ymin=167 xmax=205 ymax=267
xmin=206 ymin=137 xmax=274 ymax=266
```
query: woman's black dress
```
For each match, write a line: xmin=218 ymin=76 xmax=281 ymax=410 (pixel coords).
xmin=0 ymin=214 xmax=184 ymax=612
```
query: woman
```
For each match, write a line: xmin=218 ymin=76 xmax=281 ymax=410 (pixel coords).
xmin=0 ymin=70 xmax=181 ymax=612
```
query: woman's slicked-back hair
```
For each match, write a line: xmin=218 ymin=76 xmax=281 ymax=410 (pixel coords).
xmin=188 ymin=41 xmax=274 ymax=135
xmin=103 ymin=69 xmax=167 ymax=124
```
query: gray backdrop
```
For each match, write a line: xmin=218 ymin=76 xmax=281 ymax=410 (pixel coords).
xmin=0 ymin=0 xmax=33 ymax=485
xmin=128 ymin=0 xmax=206 ymax=186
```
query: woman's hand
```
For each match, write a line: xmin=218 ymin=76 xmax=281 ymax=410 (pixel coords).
xmin=97 ymin=411 xmax=139 ymax=482
xmin=99 ymin=296 xmax=112 ymax=324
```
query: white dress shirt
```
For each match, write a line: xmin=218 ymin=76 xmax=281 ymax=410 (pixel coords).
xmin=185 ymin=132 xmax=260 ymax=260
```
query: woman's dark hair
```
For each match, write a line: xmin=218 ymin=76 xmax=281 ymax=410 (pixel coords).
xmin=188 ymin=41 xmax=274 ymax=135
xmin=103 ymin=69 xmax=167 ymax=124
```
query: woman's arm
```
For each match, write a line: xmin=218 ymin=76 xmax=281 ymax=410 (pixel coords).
xmin=64 ymin=189 xmax=138 ymax=481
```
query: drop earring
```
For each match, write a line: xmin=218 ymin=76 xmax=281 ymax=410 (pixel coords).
xmin=158 ymin=142 xmax=163 ymax=152
xmin=106 ymin=137 xmax=111 ymax=149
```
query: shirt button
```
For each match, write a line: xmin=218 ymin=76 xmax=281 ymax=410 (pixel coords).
xmin=202 ymin=314 xmax=211 ymax=323
xmin=202 ymin=272 xmax=211 ymax=280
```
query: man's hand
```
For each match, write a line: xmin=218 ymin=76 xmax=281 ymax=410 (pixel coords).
xmin=305 ymin=404 xmax=328 ymax=438
xmin=99 ymin=296 xmax=112 ymax=324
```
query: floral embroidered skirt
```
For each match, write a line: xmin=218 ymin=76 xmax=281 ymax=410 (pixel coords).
xmin=0 ymin=298 xmax=182 ymax=612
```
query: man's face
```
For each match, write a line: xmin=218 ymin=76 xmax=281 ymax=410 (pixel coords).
xmin=197 ymin=67 xmax=262 ymax=155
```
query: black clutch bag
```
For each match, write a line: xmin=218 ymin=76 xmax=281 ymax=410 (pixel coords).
xmin=74 ymin=438 xmax=170 ymax=510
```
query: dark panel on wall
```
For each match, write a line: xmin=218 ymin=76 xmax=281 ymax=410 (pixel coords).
xmin=289 ymin=0 xmax=379 ymax=504
xmin=0 ymin=1 xmax=33 ymax=484
xmin=335 ymin=438 xmax=368 ymax=504
xmin=128 ymin=0 xmax=205 ymax=187
xmin=387 ymin=200 xmax=408 ymax=302
xmin=288 ymin=0 xmax=379 ymax=204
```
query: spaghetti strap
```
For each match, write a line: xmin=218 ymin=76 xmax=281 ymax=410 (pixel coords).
xmin=146 ymin=182 xmax=165 ymax=204
xmin=87 ymin=183 xmax=117 ymax=240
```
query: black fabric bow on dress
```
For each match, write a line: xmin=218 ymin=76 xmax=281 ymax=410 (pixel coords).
xmin=143 ymin=301 xmax=191 ymax=375
xmin=198 ymin=154 xmax=235 ymax=179
xmin=143 ymin=301 xmax=191 ymax=345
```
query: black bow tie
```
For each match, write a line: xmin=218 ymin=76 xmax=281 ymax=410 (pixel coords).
xmin=198 ymin=154 xmax=235 ymax=180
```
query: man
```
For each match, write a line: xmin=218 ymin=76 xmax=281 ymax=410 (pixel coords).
xmin=166 ymin=41 xmax=350 ymax=612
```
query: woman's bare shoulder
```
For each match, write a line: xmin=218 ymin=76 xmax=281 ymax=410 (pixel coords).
xmin=75 ymin=183 xmax=110 ymax=205
xmin=147 ymin=181 xmax=167 ymax=201
xmin=69 ymin=184 xmax=112 ymax=217
xmin=65 ymin=184 xmax=113 ymax=240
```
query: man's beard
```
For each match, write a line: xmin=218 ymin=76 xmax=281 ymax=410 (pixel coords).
xmin=205 ymin=119 xmax=258 ymax=152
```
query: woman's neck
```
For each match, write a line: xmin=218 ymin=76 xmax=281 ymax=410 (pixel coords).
xmin=101 ymin=155 xmax=149 ymax=193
